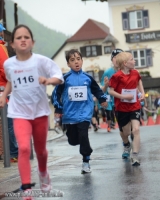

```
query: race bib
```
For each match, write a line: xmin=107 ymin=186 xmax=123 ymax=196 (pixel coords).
xmin=121 ymin=89 xmax=137 ymax=103
xmin=68 ymin=86 xmax=87 ymax=101
xmin=11 ymin=67 xmax=39 ymax=91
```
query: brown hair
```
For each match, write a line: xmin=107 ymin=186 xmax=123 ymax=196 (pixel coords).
xmin=65 ymin=49 xmax=82 ymax=63
xmin=116 ymin=52 xmax=132 ymax=69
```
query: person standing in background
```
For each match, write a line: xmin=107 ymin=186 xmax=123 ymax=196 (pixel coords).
xmin=0 ymin=23 xmax=18 ymax=162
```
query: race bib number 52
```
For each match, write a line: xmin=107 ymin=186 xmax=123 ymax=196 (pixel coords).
xmin=68 ymin=86 xmax=87 ymax=101
xmin=11 ymin=68 xmax=39 ymax=90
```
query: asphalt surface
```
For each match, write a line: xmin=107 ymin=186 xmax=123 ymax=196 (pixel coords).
xmin=0 ymin=125 xmax=160 ymax=200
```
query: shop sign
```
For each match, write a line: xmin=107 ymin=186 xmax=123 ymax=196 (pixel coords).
xmin=125 ymin=31 xmax=160 ymax=43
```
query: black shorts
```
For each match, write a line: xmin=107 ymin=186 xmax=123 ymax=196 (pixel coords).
xmin=116 ymin=109 xmax=140 ymax=132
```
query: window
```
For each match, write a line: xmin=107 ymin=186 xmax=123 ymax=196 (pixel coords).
xmin=122 ymin=10 xmax=149 ymax=30
xmin=131 ymin=49 xmax=152 ymax=68
xmin=104 ymin=46 xmax=112 ymax=54
xmin=80 ymin=45 xmax=102 ymax=57
xmin=86 ymin=70 xmax=104 ymax=83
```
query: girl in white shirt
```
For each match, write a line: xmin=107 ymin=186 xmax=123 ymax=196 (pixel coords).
xmin=0 ymin=24 xmax=64 ymax=199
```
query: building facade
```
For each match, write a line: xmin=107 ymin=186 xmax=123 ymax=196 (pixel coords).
xmin=107 ymin=0 xmax=160 ymax=90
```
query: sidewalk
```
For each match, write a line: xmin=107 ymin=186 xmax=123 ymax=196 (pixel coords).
xmin=0 ymin=129 xmax=64 ymax=183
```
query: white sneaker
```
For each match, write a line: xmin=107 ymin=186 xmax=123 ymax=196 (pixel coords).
xmin=38 ymin=169 xmax=64 ymax=197
xmin=38 ymin=170 xmax=52 ymax=192
xmin=22 ymin=189 xmax=34 ymax=200
xmin=131 ymin=154 xmax=140 ymax=166
xmin=81 ymin=162 xmax=91 ymax=174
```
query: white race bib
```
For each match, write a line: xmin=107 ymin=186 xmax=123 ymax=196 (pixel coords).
xmin=121 ymin=89 xmax=137 ymax=103
xmin=106 ymin=95 xmax=111 ymax=102
xmin=11 ymin=67 xmax=39 ymax=91
xmin=68 ymin=86 xmax=87 ymax=101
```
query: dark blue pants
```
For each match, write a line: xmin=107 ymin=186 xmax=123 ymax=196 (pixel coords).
xmin=8 ymin=117 xmax=18 ymax=158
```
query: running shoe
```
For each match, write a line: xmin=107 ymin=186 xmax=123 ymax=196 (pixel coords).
xmin=122 ymin=145 xmax=131 ymax=159
xmin=38 ymin=169 xmax=64 ymax=197
xmin=10 ymin=157 xmax=18 ymax=163
xmin=131 ymin=154 xmax=140 ymax=166
xmin=107 ymin=127 xmax=111 ymax=132
xmin=22 ymin=189 xmax=34 ymax=200
xmin=94 ymin=126 xmax=98 ymax=132
xmin=38 ymin=170 xmax=52 ymax=192
xmin=81 ymin=162 xmax=91 ymax=174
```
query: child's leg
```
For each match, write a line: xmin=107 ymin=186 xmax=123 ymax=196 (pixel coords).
xmin=32 ymin=116 xmax=48 ymax=173
xmin=131 ymin=119 xmax=140 ymax=153
xmin=77 ymin=121 xmax=93 ymax=161
xmin=121 ymin=122 xmax=132 ymax=143
xmin=66 ymin=124 xmax=80 ymax=145
xmin=13 ymin=119 xmax=32 ymax=185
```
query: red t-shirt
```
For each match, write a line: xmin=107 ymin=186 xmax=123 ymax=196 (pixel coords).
xmin=109 ymin=69 xmax=141 ymax=112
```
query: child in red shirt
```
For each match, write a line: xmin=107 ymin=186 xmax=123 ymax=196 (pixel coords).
xmin=109 ymin=52 xmax=145 ymax=166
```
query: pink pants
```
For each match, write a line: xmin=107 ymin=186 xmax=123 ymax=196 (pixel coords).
xmin=13 ymin=116 xmax=48 ymax=184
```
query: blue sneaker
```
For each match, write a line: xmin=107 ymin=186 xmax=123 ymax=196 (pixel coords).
xmin=122 ymin=146 xmax=131 ymax=159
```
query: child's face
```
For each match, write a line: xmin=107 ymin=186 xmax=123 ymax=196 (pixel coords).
xmin=11 ymin=27 xmax=34 ymax=54
xmin=125 ymin=55 xmax=135 ymax=69
xmin=67 ymin=53 xmax=83 ymax=72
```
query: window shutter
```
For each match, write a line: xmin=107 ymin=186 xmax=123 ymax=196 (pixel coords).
xmin=146 ymin=49 xmax=153 ymax=67
xmin=96 ymin=45 xmax=102 ymax=56
xmin=80 ymin=47 xmax=86 ymax=57
xmin=143 ymin=10 xmax=149 ymax=28
xmin=122 ymin=12 xmax=129 ymax=30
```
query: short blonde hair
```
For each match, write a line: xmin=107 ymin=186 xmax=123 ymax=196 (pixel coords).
xmin=116 ymin=52 xmax=132 ymax=69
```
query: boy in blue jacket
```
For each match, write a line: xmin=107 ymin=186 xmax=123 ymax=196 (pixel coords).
xmin=52 ymin=49 xmax=108 ymax=174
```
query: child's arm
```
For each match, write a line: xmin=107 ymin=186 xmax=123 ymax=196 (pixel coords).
xmin=101 ymin=77 xmax=109 ymax=93
xmin=0 ymin=81 xmax=11 ymax=108
xmin=51 ymin=83 xmax=65 ymax=114
xmin=137 ymin=79 xmax=145 ymax=101
xmin=90 ymin=76 xmax=108 ymax=106
xmin=39 ymin=77 xmax=63 ymax=86
xmin=109 ymin=87 xmax=134 ymax=100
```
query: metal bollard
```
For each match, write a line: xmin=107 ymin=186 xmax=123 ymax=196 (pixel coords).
xmin=0 ymin=86 xmax=10 ymax=167
xmin=1 ymin=104 xmax=10 ymax=167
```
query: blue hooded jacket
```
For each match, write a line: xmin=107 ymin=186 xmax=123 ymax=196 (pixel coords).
xmin=52 ymin=69 xmax=107 ymax=124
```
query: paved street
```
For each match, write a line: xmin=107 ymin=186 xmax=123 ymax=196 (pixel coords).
xmin=0 ymin=125 xmax=160 ymax=200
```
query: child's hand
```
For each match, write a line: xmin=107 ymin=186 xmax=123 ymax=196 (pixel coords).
xmin=55 ymin=113 xmax=62 ymax=118
xmin=138 ymin=93 xmax=145 ymax=101
xmin=0 ymin=97 xmax=6 ymax=108
xmin=39 ymin=77 xmax=51 ymax=85
xmin=100 ymin=102 xmax=108 ymax=108
xmin=123 ymin=94 xmax=134 ymax=100
xmin=104 ymin=77 xmax=109 ymax=87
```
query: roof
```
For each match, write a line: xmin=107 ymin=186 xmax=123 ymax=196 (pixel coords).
xmin=51 ymin=19 xmax=110 ymax=59
xmin=67 ymin=19 xmax=110 ymax=42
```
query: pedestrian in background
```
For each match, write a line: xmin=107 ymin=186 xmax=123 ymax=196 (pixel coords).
xmin=109 ymin=52 xmax=145 ymax=166
xmin=0 ymin=24 xmax=64 ymax=199
xmin=101 ymin=49 xmax=123 ymax=130
xmin=0 ymin=23 xmax=18 ymax=162
xmin=52 ymin=49 xmax=108 ymax=174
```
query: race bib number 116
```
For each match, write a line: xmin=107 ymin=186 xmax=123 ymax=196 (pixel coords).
xmin=11 ymin=68 xmax=39 ymax=90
